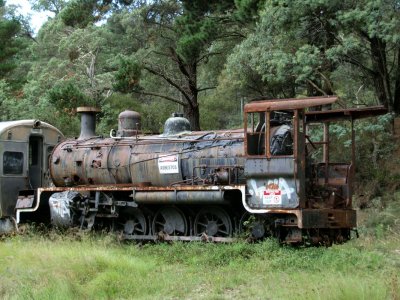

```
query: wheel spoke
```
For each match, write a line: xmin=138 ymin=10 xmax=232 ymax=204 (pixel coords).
xmin=194 ymin=207 xmax=232 ymax=237
xmin=218 ymin=229 xmax=229 ymax=235
xmin=197 ymin=222 xmax=208 ymax=227
xmin=152 ymin=207 xmax=188 ymax=236
xmin=123 ymin=209 xmax=147 ymax=236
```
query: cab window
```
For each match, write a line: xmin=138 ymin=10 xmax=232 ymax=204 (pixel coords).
xmin=245 ymin=111 xmax=293 ymax=157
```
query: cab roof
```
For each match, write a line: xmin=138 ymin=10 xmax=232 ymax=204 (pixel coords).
xmin=244 ymin=96 xmax=337 ymax=112
xmin=244 ymin=96 xmax=387 ymax=121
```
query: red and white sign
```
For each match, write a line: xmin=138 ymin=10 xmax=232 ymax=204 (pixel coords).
xmin=158 ymin=155 xmax=179 ymax=174
xmin=263 ymin=189 xmax=282 ymax=205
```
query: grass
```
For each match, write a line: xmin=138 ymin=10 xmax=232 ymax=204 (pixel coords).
xmin=1 ymin=226 xmax=399 ymax=300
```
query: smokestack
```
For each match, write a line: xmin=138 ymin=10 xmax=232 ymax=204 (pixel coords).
xmin=77 ymin=107 xmax=101 ymax=140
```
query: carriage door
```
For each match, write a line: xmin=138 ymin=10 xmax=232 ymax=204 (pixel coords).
xmin=29 ymin=136 xmax=43 ymax=189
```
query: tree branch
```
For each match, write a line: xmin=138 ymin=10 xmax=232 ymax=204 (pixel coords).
xmin=198 ymin=86 xmax=216 ymax=92
xmin=168 ymin=47 xmax=191 ymax=79
xmin=144 ymin=20 xmax=177 ymax=33
xmin=342 ymin=55 xmax=376 ymax=76
xmin=152 ymin=50 xmax=174 ymax=59
xmin=316 ymin=70 xmax=334 ymax=94
xmin=306 ymin=79 xmax=327 ymax=96
xmin=196 ymin=52 xmax=222 ymax=64
xmin=143 ymin=65 xmax=191 ymax=101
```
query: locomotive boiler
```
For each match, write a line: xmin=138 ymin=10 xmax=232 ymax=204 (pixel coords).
xmin=16 ymin=97 xmax=386 ymax=244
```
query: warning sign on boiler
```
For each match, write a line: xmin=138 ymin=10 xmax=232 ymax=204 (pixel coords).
xmin=158 ymin=155 xmax=179 ymax=174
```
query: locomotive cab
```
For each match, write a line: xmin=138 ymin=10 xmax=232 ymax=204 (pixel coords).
xmin=243 ymin=98 xmax=315 ymax=211
xmin=243 ymin=97 xmax=387 ymax=243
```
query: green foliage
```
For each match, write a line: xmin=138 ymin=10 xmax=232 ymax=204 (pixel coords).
xmin=10 ymin=16 xmax=118 ymax=133
xmin=0 ymin=79 xmax=13 ymax=120
xmin=48 ymin=82 xmax=94 ymax=111
xmin=30 ymin=0 xmax=67 ymax=15
xmin=234 ymin=0 xmax=264 ymax=23
xmin=200 ymin=70 xmax=243 ymax=129
xmin=354 ymin=114 xmax=395 ymax=185
xmin=140 ymin=100 xmax=178 ymax=133
xmin=227 ymin=0 xmax=400 ymax=110
xmin=0 ymin=1 xmax=22 ymax=80
xmin=113 ymin=57 xmax=142 ymax=93
xmin=60 ymin=0 xmax=98 ymax=28
xmin=175 ymin=0 xmax=232 ymax=63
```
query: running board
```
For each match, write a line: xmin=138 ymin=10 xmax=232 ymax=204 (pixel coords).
xmin=123 ymin=234 xmax=235 ymax=243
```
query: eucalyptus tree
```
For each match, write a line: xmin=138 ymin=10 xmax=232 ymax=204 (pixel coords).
xmin=62 ymin=0 xmax=239 ymax=130
xmin=111 ymin=0 xmax=242 ymax=130
xmin=227 ymin=0 xmax=400 ymax=112
xmin=0 ymin=0 xmax=37 ymax=120
xmin=30 ymin=0 xmax=67 ymax=15
xmin=0 ymin=0 xmax=24 ymax=80
xmin=11 ymin=13 xmax=120 ymax=135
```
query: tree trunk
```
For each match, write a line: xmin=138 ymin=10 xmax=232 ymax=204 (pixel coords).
xmin=182 ymin=61 xmax=201 ymax=131
xmin=370 ymin=37 xmax=392 ymax=110
xmin=393 ymin=48 xmax=400 ymax=114
xmin=183 ymin=103 xmax=200 ymax=131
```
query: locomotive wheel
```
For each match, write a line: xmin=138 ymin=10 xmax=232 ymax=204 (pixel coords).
xmin=239 ymin=212 xmax=266 ymax=239
xmin=194 ymin=206 xmax=232 ymax=237
xmin=123 ymin=209 xmax=147 ymax=236
xmin=152 ymin=206 xmax=188 ymax=236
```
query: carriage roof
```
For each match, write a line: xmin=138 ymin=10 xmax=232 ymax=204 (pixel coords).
xmin=0 ymin=120 xmax=63 ymax=136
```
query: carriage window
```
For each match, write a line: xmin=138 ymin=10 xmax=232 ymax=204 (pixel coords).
xmin=3 ymin=151 xmax=24 ymax=175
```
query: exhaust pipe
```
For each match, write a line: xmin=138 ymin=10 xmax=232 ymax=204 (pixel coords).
xmin=77 ymin=107 xmax=101 ymax=140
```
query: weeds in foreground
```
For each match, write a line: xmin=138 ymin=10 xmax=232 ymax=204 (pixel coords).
xmin=1 ymin=226 xmax=399 ymax=299
xmin=1 ymin=198 xmax=400 ymax=299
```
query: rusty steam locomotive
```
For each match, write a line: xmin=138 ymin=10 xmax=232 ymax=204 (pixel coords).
xmin=13 ymin=96 xmax=386 ymax=244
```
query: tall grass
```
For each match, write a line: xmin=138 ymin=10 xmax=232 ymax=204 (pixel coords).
xmin=1 ymin=228 xmax=399 ymax=300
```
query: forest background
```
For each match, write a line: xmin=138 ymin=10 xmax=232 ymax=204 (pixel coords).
xmin=1 ymin=0 xmax=400 ymax=298
xmin=2 ymin=0 xmax=400 ymax=133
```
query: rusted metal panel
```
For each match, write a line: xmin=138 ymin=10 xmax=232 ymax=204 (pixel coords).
xmin=36 ymin=184 xmax=245 ymax=193
xmin=133 ymin=191 xmax=227 ymax=204
xmin=51 ymin=139 xmax=133 ymax=186
xmin=244 ymin=96 xmax=337 ymax=112
xmin=298 ymin=209 xmax=356 ymax=229
xmin=51 ymin=130 xmax=245 ymax=187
